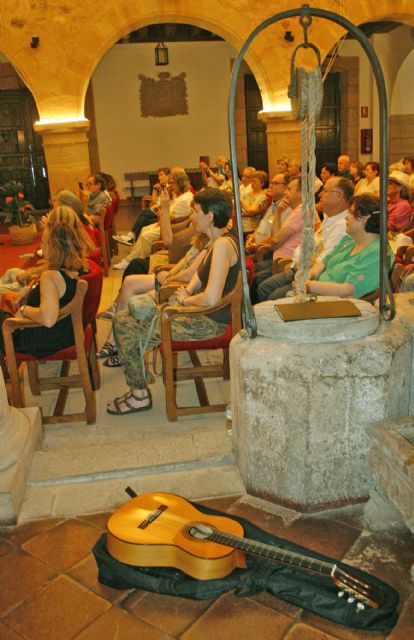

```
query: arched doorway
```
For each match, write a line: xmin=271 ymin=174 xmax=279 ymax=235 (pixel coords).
xmin=0 ymin=55 xmax=50 ymax=209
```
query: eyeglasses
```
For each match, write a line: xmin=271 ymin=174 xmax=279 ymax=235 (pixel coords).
xmin=321 ymin=188 xmax=342 ymax=194
xmin=270 ymin=181 xmax=286 ymax=186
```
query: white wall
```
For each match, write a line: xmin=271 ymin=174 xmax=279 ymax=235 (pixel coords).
xmin=92 ymin=41 xmax=233 ymax=198
xmin=339 ymin=25 xmax=414 ymax=161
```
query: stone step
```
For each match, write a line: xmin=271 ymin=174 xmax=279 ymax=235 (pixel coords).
xmin=18 ymin=429 xmax=244 ymax=521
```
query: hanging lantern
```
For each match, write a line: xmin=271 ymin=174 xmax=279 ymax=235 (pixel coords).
xmin=155 ymin=42 xmax=169 ymax=66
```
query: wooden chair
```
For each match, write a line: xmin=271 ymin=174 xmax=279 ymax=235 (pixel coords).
xmin=110 ymin=189 xmax=120 ymax=255
xmin=362 ymin=262 xmax=404 ymax=303
xmin=2 ymin=279 xmax=100 ymax=425
xmin=160 ymin=272 xmax=243 ymax=421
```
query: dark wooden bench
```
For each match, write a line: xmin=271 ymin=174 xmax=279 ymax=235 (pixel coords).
xmin=124 ymin=172 xmax=149 ymax=206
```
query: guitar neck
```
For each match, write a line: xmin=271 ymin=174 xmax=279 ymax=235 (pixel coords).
xmin=208 ymin=530 xmax=334 ymax=577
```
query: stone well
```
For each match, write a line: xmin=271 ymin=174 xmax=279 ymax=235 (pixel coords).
xmin=230 ymin=297 xmax=412 ymax=512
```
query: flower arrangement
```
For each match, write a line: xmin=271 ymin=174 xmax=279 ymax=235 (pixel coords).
xmin=0 ymin=180 xmax=35 ymax=228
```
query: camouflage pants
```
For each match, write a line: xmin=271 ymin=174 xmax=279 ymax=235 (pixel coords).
xmin=112 ymin=308 xmax=227 ymax=389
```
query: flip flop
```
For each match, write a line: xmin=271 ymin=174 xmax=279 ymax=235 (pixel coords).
xmin=103 ymin=355 xmax=123 ymax=368
xmin=107 ymin=389 xmax=152 ymax=415
xmin=97 ymin=341 xmax=118 ymax=358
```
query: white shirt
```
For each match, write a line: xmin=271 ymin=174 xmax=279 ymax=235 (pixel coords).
xmin=240 ymin=183 xmax=252 ymax=198
xmin=292 ymin=208 xmax=348 ymax=262
xmin=170 ymin=191 xmax=193 ymax=221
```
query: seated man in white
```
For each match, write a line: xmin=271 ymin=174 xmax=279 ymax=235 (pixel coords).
xmin=245 ymin=172 xmax=289 ymax=253
xmin=114 ymin=169 xmax=193 ymax=270
xmin=256 ymin=176 xmax=353 ymax=301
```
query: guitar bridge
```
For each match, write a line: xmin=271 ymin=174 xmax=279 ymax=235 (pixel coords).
xmin=138 ymin=504 xmax=168 ymax=529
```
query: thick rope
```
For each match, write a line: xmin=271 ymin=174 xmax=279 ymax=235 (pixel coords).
xmin=291 ymin=67 xmax=322 ymax=300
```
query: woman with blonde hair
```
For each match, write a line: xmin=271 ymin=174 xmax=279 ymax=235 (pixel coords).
xmin=0 ymin=206 xmax=91 ymax=358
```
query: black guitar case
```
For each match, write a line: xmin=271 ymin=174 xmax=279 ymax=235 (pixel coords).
xmin=92 ymin=499 xmax=399 ymax=632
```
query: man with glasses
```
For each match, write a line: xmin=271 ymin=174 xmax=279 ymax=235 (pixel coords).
xmin=245 ymin=173 xmax=288 ymax=252
xmin=255 ymin=176 xmax=353 ymax=301
xmin=85 ymin=173 xmax=111 ymax=224
xmin=239 ymin=166 xmax=256 ymax=198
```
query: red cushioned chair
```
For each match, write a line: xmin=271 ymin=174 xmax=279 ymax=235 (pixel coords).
xmin=2 ymin=267 xmax=102 ymax=425
xmin=110 ymin=189 xmax=121 ymax=255
xmin=160 ymin=267 xmax=247 ymax=421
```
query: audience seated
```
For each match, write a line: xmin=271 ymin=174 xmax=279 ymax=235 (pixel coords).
xmin=83 ymin=173 xmax=111 ymax=224
xmin=350 ymin=161 xmax=364 ymax=188
xmin=301 ymin=194 xmax=393 ymax=299
xmin=97 ymin=232 xmax=210 ymax=366
xmin=354 ymin=161 xmax=380 ymax=196
xmin=250 ymin=176 xmax=320 ymax=303
xmin=256 ymin=176 xmax=353 ymax=301
xmin=239 ymin=166 xmax=256 ymax=198
xmin=337 ymin=155 xmax=352 ymax=180
xmin=199 ymin=156 xmax=227 ymax=188
xmin=113 ymin=167 xmax=171 ymax=247
xmin=0 ymin=206 xmax=95 ymax=358
xmin=114 ymin=168 xmax=193 ymax=270
xmin=387 ymin=171 xmax=413 ymax=233
xmin=106 ymin=188 xmax=238 ymax=416
xmin=240 ymin=170 xmax=269 ymax=233
xmin=245 ymin=173 xmax=289 ymax=255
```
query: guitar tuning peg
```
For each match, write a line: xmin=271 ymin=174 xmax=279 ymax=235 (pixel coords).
xmin=337 ymin=591 xmax=345 ymax=598
xmin=356 ymin=602 xmax=365 ymax=612
xmin=347 ymin=596 xmax=355 ymax=603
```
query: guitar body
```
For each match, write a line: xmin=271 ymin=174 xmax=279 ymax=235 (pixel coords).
xmin=107 ymin=492 xmax=247 ymax=580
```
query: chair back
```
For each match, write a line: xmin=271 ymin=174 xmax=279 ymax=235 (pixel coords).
xmin=80 ymin=259 xmax=103 ymax=326
xmin=103 ymin=203 xmax=114 ymax=230
xmin=111 ymin=189 xmax=120 ymax=215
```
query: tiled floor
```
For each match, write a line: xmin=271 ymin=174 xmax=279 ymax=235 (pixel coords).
xmin=0 ymin=496 xmax=414 ymax=639
xmin=2 ymin=203 xmax=414 ymax=637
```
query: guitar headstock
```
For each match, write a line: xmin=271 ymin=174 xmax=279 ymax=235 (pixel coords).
xmin=331 ymin=565 xmax=386 ymax=611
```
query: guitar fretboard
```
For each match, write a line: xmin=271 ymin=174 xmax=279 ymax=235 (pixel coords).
xmin=208 ymin=530 xmax=333 ymax=576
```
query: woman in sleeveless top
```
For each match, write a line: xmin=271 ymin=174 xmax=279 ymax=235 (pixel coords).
xmin=0 ymin=206 xmax=92 ymax=358
xmin=108 ymin=187 xmax=239 ymax=416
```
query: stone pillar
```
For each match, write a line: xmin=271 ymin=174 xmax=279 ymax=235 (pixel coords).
xmin=33 ymin=120 xmax=91 ymax=198
xmin=258 ymin=111 xmax=301 ymax=173
xmin=0 ymin=370 xmax=42 ymax=524
xmin=230 ymin=298 xmax=412 ymax=512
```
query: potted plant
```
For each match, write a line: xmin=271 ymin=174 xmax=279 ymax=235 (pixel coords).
xmin=0 ymin=180 xmax=37 ymax=245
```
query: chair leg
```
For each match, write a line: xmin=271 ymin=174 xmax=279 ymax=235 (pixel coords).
xmin=88 ymin=336 xmax=101 ymax=391
xmin=27 ymin=361 xmax=41 ymax=395
xmin=77 ymin=348 xmax=96 ymax=424
xmin=7 ymin=354 xmax=24 ymax=408
xmin=223 ymin=348 xmax=230 ymax=380
xmin=162 ymin=348 xmax=178 ymax=421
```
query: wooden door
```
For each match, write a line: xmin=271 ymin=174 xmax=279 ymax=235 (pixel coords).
xmin=315 ymin=72 xmax=340 ymax=171
xmin=244 ymin=75 xmax=268 ymax=174
xmin=0 ymin=89 xmax=50 ymax=209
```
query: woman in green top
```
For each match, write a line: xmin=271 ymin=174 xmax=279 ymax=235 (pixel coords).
xmin=304 ymin=194 xmax=393 ymax=299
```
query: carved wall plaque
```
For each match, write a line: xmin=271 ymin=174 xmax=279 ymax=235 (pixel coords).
xmin=139 ymin=72 xmax=188 ymax=118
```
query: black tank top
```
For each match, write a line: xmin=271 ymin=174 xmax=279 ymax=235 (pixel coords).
xmin=14 ymin=270 xmax=78 ymax=358
xmin=197 ymin=233 xmax=240 ymax=324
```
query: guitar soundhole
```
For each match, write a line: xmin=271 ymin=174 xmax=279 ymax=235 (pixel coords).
xmin=187 ymin=522 xmax=215 ymax=541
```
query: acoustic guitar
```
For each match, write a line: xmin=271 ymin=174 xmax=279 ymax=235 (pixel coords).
xmin=106 ymin=491 xmax=385 ymax=611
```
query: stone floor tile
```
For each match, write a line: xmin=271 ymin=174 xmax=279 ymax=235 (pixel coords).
xmin=0 ymin=621 xmax=25 ymax=639
xmin=387 ymin=593 xmax=414 ymax=639
xmin=342 ymin=529 xmax=414 ymax=602
xmin=311 ymin=503 xmax=368 ymax=532
xmin=226 ymin=498 xmax=287 ymax=533
xmin=300 ymin=611 xmax=388 ymax=640
xmin=0 ymin=549 xmax=56 ymax=616
xmin=76 ymin=511 xmax=111 ymax=532
xmin=0 ymin=517 xmax=64 ymax=547
xmin=74 ymin=606 xmax=174 ymax=639
xmin=282 ymin=622 xmax=341 ymax=639
xmin=180 ymin=592 xmax=292 ymax=640
xmin=68 ymin=553 xmax=132 ymax=604
xmin=21 ymin=518 xmax=102 ymax=571
xmin=122 ymin=589 xmax=212 ymax=636
xmin=0 ymin=537 xmax=14 ymax=558
xmin=4 ymin=575 xmax=110 ymax=640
